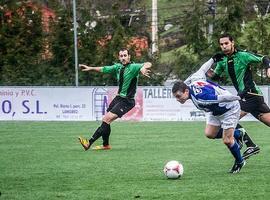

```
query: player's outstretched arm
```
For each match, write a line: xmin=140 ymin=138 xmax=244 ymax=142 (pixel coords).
xmin=217 ymin=94 xmax=241 ymax=102
xmin=184 ymin=58 xmax=214 ymax=85
xmin=196 ymin=93 xmax=240 ymax=105
xmin=79 ymin=64 xmax=103 ymax=72
xmin=140 ymin=62 xmax=152 ymax=78
xmin=199 ymin=58 xmax=214 ymax=74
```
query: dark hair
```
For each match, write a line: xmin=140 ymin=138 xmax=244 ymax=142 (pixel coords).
xmin=119 ymin=48 xmax=130 ymax=55
xmin=219 ymin=33 xmax=234 ymax=42
xmin=172 ymin=81 xmax=189 ymax=94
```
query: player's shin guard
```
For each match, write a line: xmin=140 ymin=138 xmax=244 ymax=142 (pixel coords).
xmin=102 ymin=122 xmax=111 ymax=146
xmin=228 ymin=140 xmax=243 ymax=163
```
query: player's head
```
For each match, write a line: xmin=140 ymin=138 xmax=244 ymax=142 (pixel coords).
xmin=118 ymin=48 xmax=131 ymax=65
xmin=218 ymin=33 xmax=235 ymax=55
xmin=172 ymin=81 xmax=190 ymax=104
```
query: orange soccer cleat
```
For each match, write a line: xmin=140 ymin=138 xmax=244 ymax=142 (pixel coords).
xmin=92 ymin=145 xmax=112 ymax=150
xmin=78 ymin=136 xmax=91 ymax=151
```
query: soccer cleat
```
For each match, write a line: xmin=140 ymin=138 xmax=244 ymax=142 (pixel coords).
xmin=92 ymin=145 xmax=112 ymax=150
xmin=229 ymin=160 xmax=246 ymax=174
xmin=242 ymin=146 xmax=260 ymax=160
xmin=236 ymin=128 xmax=245 ymax=150
xmin=78 ymin=136 xmax=91 ymax=151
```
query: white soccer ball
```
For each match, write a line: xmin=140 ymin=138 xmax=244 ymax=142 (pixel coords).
xmin=163 ymin=160 xmax=184 ymax=179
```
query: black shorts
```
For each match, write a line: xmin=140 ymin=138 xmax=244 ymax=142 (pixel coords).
xmin=107 ymin=96 xmax=135 ymax=118
xmin=240 ymin=94 xmax=270 ymax=119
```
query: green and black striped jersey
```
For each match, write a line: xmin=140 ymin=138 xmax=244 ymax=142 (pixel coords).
xmin=101 ymin=62 xmax=143 ymax=99
xmin=214 ymin=49 xmax=264 ymax=95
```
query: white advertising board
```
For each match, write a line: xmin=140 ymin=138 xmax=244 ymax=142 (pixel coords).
xmin=0 ymin=86 xmax=269 ymax=121
xmin=142 ymin=87 xmax=205 ymax=121
xmin=0 ymin=87 xmax=93 ymax=121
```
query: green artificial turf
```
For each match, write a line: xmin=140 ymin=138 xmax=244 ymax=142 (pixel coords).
xmin=0 ymin=121 xmax=269 ymax=200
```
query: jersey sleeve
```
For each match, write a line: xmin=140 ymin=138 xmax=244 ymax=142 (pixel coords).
xmin=184 ymin=58 xmax=214 ymax=85
xmin=244 ymin=51 xmax=263 ymax=64
xmin=101 ymin=64 xmax=119 ymax=74
xmin=198 ymin=58 xmax=214 ymax=74
xmin=214 ymin=61 xmax=225 ymax=76
xmin=131 ymin=63 xmax=144 ymax=75
xmin=217 ymin=94 xmax=240 ymax=102
xmin=193 ymin=82 xmax=240 ymax=104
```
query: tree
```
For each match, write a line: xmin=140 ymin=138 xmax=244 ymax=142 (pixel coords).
xmin=77 ymin=0 xmax=155 ymax=86
xmin=173 ymin=0 xmax=211 ymax=80
xmin=0 ymin=1 xmax=44 ymax=85
xmin=240 ymin=14 xmax=270 ymax=84
xmin=47 ymin=6 xmax=75 ymax=85
xmin=182 ymin=0 xmax=209 ymax=56
xmin=212 ymin=0 xmax=246 ymax=46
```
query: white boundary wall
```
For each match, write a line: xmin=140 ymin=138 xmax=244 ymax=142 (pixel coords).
xmin=0 ymin=86 xmax=269 ymax=121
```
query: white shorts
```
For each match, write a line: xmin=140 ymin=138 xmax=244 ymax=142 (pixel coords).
xmin=206 ymin=102 xmax=241 ymax=130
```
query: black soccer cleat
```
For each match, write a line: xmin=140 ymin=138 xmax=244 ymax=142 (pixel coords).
xmin=242 ymin=146 xmax=260 ymax=160
xmin=229 ymin=160 xmax=246 ymax=174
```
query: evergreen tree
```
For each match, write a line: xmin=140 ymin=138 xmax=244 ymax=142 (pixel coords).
xmin=182 ymin=0 xmax=208 ymax=56
xmin=173 ymin=0 xmax=210 ymax=80
xmin=241 ymin=14 xmax=270 ymax=84
xmin=78 ymin=0 xmax=154 ymax=86
xmin=0 ymin=1 xmax=43 ymax=85
xmin=48 ymin=6 xmax=75 ymax=85
xmin=212 ymin=0 xmax=246 ymax=46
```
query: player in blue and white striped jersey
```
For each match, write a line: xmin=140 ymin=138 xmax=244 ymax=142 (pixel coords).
xmin=184 ymin=58 xmax=259 ymax=160
xmin=172 ymin=59 xmax=246 ymax=173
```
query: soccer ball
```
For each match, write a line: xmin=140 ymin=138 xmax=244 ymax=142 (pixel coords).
xmin=163 ymin=160 xmax=184 ymax=179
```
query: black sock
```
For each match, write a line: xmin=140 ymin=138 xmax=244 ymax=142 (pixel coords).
xmin=102 ymin=122 xmax=111 ymax=146
xmin=236 ymin=124 xmax=256 ymax=147
xmin=89 ymin=126 xmax=103 ymax=145
xmin=235 ymin=124 xmax=242 ymax=129
xmin=89 ymin=122 xmax=111 ymax=146
xmin=243 ymin=133 xmax=256 ymax=147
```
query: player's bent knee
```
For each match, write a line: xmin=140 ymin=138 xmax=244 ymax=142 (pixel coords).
xmin=258 ymin=113 xmax=270 ymax=127
xmin=240 ymin=111 xmax=248 ymax=119
xmin=223 ymin=140 xmax=230 ymax=146
xmin=204 ymin=131 xmax=215 ymax=139
xmin=102 ymin=112 xmax=118 ymax=124
xmin=222 ymin=136 xmax=233 ymax=146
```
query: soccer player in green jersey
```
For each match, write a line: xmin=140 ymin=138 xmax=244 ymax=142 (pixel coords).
xmin=78 ymin=48 xmax=152 ymax=151
xmin=208 ymin=33 xmax=270 ymax=159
